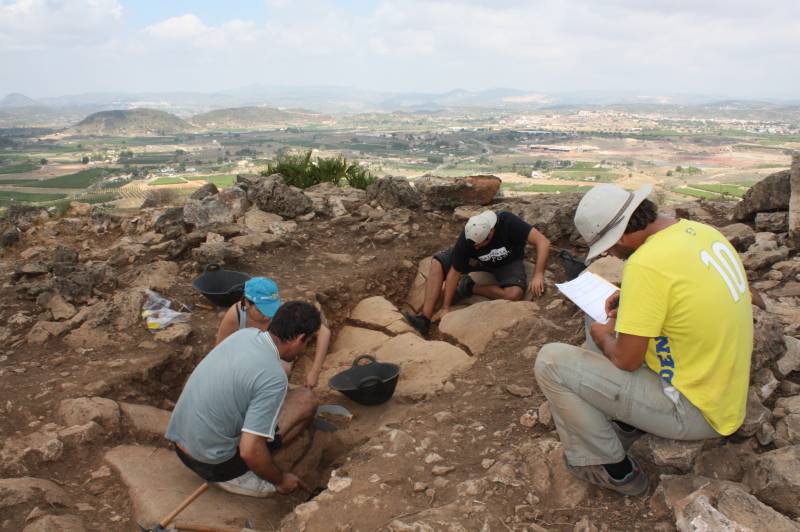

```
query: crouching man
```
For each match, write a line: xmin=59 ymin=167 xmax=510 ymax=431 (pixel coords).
xmin=166 ymin=301 xmax=321 ymax=497
xmin=534 ymin=184 xmax=753 ymax=496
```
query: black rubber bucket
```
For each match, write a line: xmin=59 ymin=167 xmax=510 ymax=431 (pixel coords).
xmin=558 ymin=250 xmax=588 ymax=281
xmin=329 ymin=355 xmax=400 ymax=406
xmin=191 ymin=264 xmax=251 ymax=307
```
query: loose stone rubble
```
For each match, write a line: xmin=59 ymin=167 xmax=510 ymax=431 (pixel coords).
xmin=0 ymin=169 xmax=798 ymax=531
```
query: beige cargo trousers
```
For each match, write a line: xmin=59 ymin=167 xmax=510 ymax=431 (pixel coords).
xmin=533 ymin=327 xmax=720 ymax=467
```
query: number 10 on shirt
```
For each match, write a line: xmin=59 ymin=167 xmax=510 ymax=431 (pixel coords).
xmin=700 ymin=242 xmax=747 ymax=303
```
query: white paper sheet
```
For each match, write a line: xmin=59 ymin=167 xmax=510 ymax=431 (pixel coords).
xmin=555 ymin=272 xmax=619 ymax=324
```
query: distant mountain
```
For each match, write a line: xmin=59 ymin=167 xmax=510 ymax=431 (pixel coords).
xmin=0 ymin=93 xmax=39 ymax=108
xmin=67 ymin=108 xmax=196 ymax=136
xmin=189 ymin=106 xmax=327 ymax=130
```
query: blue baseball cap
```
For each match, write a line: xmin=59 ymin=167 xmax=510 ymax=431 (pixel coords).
xmin=244 ymin=277 xmax=281 ymax=318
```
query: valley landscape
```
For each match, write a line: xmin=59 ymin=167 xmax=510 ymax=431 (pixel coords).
xmin=2 ymin=91 xmax=799 ymax=214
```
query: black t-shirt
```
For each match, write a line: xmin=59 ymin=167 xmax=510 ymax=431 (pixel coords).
xmin=452 ymin=211 xmax=533 ymax=272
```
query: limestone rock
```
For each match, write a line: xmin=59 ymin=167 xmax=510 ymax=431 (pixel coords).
xmin=247 ymin=174 xmax=313 ymax=218
xmin=493 ymin=193 xmax=582 ymax=242
xmin=331 ymin=326 xmax=391 ymax=353
xmin=58 ymin=397 xmax=120 ymax=433
xmin=743 ymin=245 xmax=790 ymax=271
xmin=405 ymin=256 xmax=434 ymax=313
xmin=719 ymin=223 xmax=756 ymax=252
xmin=26 ymin=321 xmax=69 ymax=345
xmin=736 ymin=389 xmax=772 ymax=437
xmin=755 ymin=211 xmax=789 ymax=233
xmin=41 ymin=293 xmax=77 ymax=321
xmin=733 ymin=169 xmax=791 ymax=222
xmin=189 ymin=182 xmax=218 ymax=200
xmin=692 ymin=443 xmax=755 ymax=482
xmin=790 ymin=154 xmax=800 ymax=248
xmin=0 ymin=477 xmax=72 ymax=509
xmin=241 ymin=208 xmax=283 ymax=233
xmin=0 ymin=429 xmax=64 ymax=475
xmin=743 ymin=445 xmax=800 ymax=516
xmin=774 ymin=396 xmax=800 ymax=448
xmin=439 ymin=300 xmax=540 ymax=356
xmin=365 ymin=176 xmax=420 ymax=210
xmin=132 ymin=261 xmax=179 ymax=293
xmin=119 ymin=402 xmax=171 ymax=439
xmin=153 ymin=207 xmax=186 ymax=236
xmin=752 ymin=367 xmax=779 ymax=402
xmin=22 ymin=514 xmax=86 ymax=532
xmin=414 ymin=175 xmax=501 ymax=209
xmin=1 ymin=226 xmax=21 ymax=248
xmin=635 ymin=435 xmax=705 ymax=472
xmin=154 ymin=323 xmax=192 ymax=344
xmin=183 ymin=186 xmax=247 ymax=228
xmin=105 ymin=445 xmax=283 ymax=529
xmin=752 ymin=307 xmax=787 ymax=371
xmin=777 ymin=336 xmax=800 ymax=377
xmin=305 ymin=182 xmax=367 ymax=217
xmin=675 ymin=481 xmax=799 ymax=532
xmin=57 ymin=422 xmax=104 ymax=448
xmin=520 ymin=438 xmax=588 ymax=509
xmin=349 ymin=296 xmax=415 ymax=335
xmin=191 ymin=241 xmax=244 ymax=265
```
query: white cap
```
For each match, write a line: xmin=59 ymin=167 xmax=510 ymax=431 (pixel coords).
xmin=465 ymin=210 xmax=498 ymax=243
xmin=574 ymin=183 xmax=653 ymax=261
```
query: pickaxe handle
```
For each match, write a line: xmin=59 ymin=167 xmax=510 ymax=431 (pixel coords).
xmin=174 ymin=523 xmax=244 ymax=532
xmin=159 ymin=482 xmax=209 ymax=528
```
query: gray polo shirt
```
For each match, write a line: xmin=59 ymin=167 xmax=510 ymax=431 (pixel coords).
xmin=165 ymin=328 xmax=288 ymax=464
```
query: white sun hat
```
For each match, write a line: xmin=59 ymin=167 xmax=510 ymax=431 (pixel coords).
xmin=574 ymin=183 xmax=653 ymax=261
xmin=464 ymin=210 xmax=498 ymax=243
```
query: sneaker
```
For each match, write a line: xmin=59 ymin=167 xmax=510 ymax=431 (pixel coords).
xmin=612 ymin=421 xmax=646 ymax=451
xmin=216 ymin=471 xmax=276 ymax=498
xmin=564 ymin=454 xmax=649 ymax=496
xmin=402 ymin=311 xmax=430 ymax=337
xmin=455 ymin=275 xmax=475 ymax=302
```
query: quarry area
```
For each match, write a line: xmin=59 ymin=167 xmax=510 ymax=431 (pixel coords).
xmin=0 ymin=164 xmax=799 ymax=532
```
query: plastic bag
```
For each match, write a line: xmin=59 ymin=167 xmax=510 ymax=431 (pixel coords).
xmin=141 ymin=289 xmax=191 ymax=331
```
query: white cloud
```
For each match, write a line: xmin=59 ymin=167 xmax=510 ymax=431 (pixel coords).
xmin=0 ymin=0 xmax=123 ymax=49
xmin=1 ymin=0 xmax=798 ymax=98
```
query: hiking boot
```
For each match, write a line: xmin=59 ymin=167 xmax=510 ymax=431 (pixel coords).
xmin=455 ymin=275 xmax=475 ymax=302
xmin=565 ymin=454 xmax=649 ymax=497
xmin=612 ymin=421 xmax=646 ymax=451
xmin=216 ymin=471 xmax=276 ymax=498
xmin=402 ymin=311 xmax=430 ymax=337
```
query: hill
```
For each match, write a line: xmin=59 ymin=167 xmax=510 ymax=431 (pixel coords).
xmin=67 ymin=108 xmax=196 ymax=136
xmin=0 ymin=93 xmax=39 ymax=107
xmin=189 ymin=106 xmax=326 ymax=129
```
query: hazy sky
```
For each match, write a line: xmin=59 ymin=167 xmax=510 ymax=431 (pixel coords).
xmin=1 ymin=0 xmax=798 ymax=99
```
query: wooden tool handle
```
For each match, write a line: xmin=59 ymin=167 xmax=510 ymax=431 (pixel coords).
xmin=173 ymin=523 xmax=243 ymax=532
xmin=159 ymin=482 xmax=209 ymax=527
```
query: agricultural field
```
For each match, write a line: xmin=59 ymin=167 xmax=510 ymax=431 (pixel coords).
xmin=1 ymin=106 xmax=796 ymax=213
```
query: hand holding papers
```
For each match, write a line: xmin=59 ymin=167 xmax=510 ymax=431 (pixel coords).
xmin=555 ymin=272 xmax=620 ymax=324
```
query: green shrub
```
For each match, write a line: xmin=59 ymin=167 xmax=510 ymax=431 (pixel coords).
xmin=262 ymin=150 xmax=375 ymax=190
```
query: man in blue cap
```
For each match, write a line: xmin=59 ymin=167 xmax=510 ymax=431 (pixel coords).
xmin=216 ymin=277 xmax=331 ymax=388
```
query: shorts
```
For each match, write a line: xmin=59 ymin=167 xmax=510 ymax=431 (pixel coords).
xmin=433 ymin=248 xmax=527 ymax=289
xmin=175 ymin=429 xmax=283 ymax=483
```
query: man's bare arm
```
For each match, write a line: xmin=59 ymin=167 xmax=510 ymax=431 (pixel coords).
xmin=527 ymin=227 xmax=551 ymax=278
xmin=441 ymin=266 xmax=462 ymax=310
xmin=239 ymin=432 xmax=300 ymax=493
xmin=590 ymin=319 xmax=649 ymax=372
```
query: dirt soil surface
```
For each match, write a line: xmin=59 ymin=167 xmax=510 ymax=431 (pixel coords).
xmin=0 ymin=194 xmax=792 ymax=531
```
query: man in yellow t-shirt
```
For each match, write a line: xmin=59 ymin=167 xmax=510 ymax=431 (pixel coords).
xmin=534 ymin=183 xmax=752 ymax=497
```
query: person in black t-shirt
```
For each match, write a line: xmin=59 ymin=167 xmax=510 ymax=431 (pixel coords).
xmin=403 ymin=210 xmax=551 ymax=337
